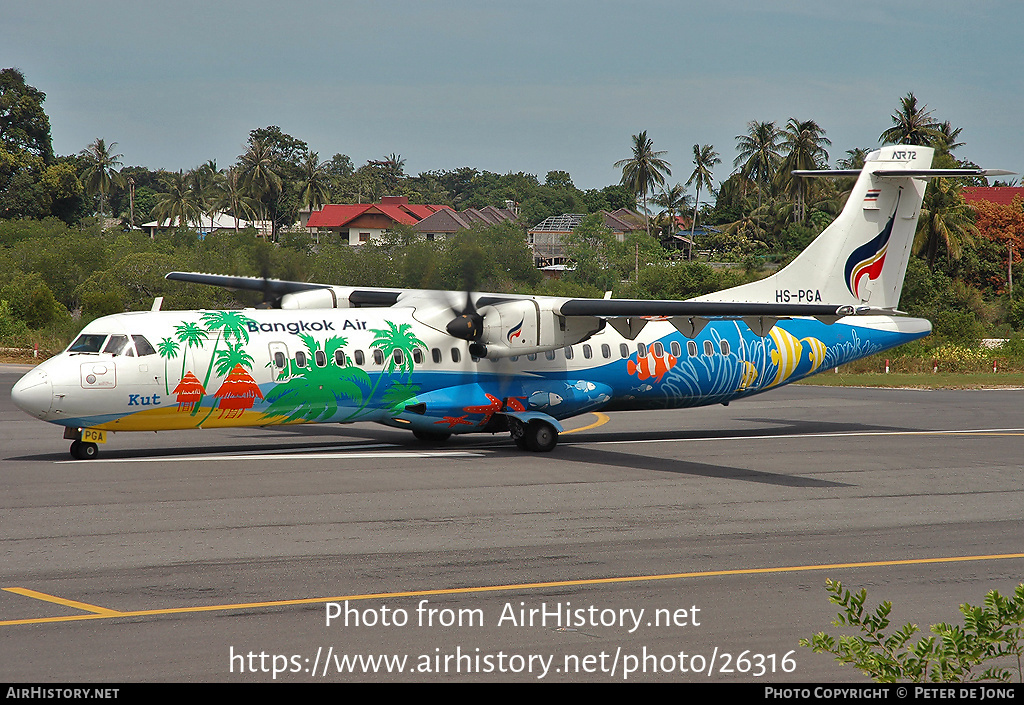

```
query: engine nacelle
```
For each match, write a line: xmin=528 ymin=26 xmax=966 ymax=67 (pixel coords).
xmin=478 ymin=300 xmax=602 ymax=353
xmin=280 ymin=288 xmax=352 ymax=310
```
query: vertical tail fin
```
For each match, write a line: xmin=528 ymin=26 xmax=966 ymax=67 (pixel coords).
xmin=697 ymin=145 xmax=936 ymax=310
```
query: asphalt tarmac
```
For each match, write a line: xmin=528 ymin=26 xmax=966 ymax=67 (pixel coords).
xmin=2 ymin=363 xmax=1023 ymax=683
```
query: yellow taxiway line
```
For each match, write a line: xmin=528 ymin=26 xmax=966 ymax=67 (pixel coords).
xmin=3 ymin=552 xmax=1023 ymax=627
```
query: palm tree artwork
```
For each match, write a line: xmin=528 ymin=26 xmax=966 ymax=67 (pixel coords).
xmin=157 ymin=337 xmax=179 ymax=395
xmin=264 ymin=335 xmax=371 ymax=423
xmin=173 ymin=321 xmax=209 ymax=380
xmin=199 ymin=310 xmax=257 ymax=389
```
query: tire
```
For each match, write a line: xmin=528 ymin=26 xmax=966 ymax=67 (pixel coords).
xmin=526 ymin=421 xmax=558 ymax=453
xmin=70 ymin=441 xmax=98 ymax=460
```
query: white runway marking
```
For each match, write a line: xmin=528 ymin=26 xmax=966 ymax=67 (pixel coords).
xmin=59 ymin=450 xmax=486 ymax=464
xmin=565 ymin=427 xmax=1024 ymax=447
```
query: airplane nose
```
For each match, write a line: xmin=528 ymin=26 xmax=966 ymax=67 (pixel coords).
xmin=11 ymin=368 xmax=53 ymax=420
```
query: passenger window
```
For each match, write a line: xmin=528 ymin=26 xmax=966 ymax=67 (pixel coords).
xmin=545 ymin=350 xmax=556 ymax=361
xmin=527 ymin=353 xmax=537 ymax=361
xmin=583 ymin=344 xmax=592 ymax=359
xmin=637 ymin=343 xmax=647 ymax=357
xmin=132 ymin=335 xmax=157 ymax=356
xmin=274 ymin=351 xmax=286 ymax=369
xmin=295 ymin=350 xmax=308 ymax=367
xmin=720 ymin=340 xmax=731 ymax=356
xmin=671 ymin=341 xmax=681 ymax=357
xmin=334 ymin=349 xmax=347 ymax=366
xmin=619 ymin=343 xmax=629 ymax=358
xmin=451 ymin=348 xmax=461 ymax=363
xmin=315 ymin=349 xmax=327 ymax=367
xmin=103 ymin=335 xmax=129 ymax=356
xmin=393 ymin=349 xmax=404 ymax=366
xmin=601 ymin=344 xmax=610 ymax=359
xmin=652 ymin=342 xmax=664 ymax=356
xmin=431 ymin=348 xmax=442 ymax=364
xmin=564 ymin=346 xmax=573 ymax=360
xmin=703 ymin=340 xmax=714 ymax=356
xmin=413 ymin=349 xmax=423 ymax=364
xmin=373 ymin=349 xmax=384 ymax=365
xmin=354 ymin=350 xmax=365 ymax=366
xmin=687 ymin=341 xmax=698 ymax=357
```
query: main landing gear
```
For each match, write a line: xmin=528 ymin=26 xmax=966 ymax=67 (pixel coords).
xmin=69 ymin=440 xmax=99 ymax=460
xmin=509 ymin=417 xmax=558 ymax=453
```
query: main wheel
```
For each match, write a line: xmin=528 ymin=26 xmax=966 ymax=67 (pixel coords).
xmin=70 ymin=441 xmax=99 ymax=460
xmin=525 ymin=420 xmax=558 ymax=452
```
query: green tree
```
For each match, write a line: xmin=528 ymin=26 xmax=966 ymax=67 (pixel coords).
xmin=614 ymin=131 xmax=671 ymax=238
xmin=686 ymin=143 xmax=721 ymax=257
xmin=0 ymin=68 xmax=53 ymax=162
xmin=880 ymin=92 xmax=941 ymax=147
xmin=79 ymin=138 xmax=124 ymax=219
xmin=151 ymin=170 xmax=204 ymax=230
xmin=299 ymin=151 xmax=331 ymax=216
xmin=915 ymin=178 xmax=977 ymax=269
xmin=778 ymin=119 xmax=831 ymax=224
xmin=802 ymin=579 xmax=1024 ymax=683
xmin=733 ymin=120 xmax=781 ymax=208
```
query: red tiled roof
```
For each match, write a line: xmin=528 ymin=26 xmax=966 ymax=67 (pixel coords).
xmin=307 ymin=202 xmax=452 ymax=228
xmin=963 ymin=187 xmax=1024 ymax=207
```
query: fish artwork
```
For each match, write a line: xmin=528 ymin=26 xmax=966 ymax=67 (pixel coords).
xmin=627 ymin=348 xmax=678 ymax=383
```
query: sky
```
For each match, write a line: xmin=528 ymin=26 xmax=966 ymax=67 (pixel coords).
xmin=3 ymin=1 xmax=1022 ymax=197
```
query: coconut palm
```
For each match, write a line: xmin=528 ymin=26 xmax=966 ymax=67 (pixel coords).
xmin=778 ymin=119 xmax=831 ymax=223
xmin=79 ymin=138 xmax=124 ymax=219
xmin=686 ymin=144 xmax=721 ymax=258
xmin=299 ymin=151 xmax=331 ymax=215
xmin=914 ymin=178 xmax=977 ymax=268
xmin=880 ymin=93 xmax=941 ymax=146
xmin=152 ymin=170 xmax=204 ymax=231
xmin=651 ymin=183 xmax=692 ymax=241
xmin=934 ymin=121 xmax=965 ymax=156
xmin=211 ymin=167 xmax=259 ymax=232
xmin=237 ymin=138 xmax=283 ymax=238
xmin=614 ymin=131 xmax=672 ymax=237
xmin=733 ymin=121 xmax=781 ymax=208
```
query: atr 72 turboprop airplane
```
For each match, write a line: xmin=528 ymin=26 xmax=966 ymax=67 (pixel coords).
xmin=11 ymin=146 xmax=1013 ymax=459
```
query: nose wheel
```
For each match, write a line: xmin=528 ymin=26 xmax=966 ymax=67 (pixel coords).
xmin=70 ymin=440 xmax=99 ymax=460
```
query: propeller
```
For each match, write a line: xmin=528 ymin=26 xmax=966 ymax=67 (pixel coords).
xmin=445 ymin=290 xmax=484 ymax=342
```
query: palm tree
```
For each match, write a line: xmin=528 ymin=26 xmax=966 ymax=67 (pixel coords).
xmin=934 ymin=121 xmax=965 ymax=156
xmin=733 ymin=121 xmax=781 ymax=208
xmin=299 ymin=151 xmax=331 ymax=217
xmin=79 ymin=138 xmax=124 ymax=219
xmin=152 ymin=171 xmax=204 ymax=232
xmin=880 ymin=93 xmax=941 ymax=146
xmin=778 ymin=119 xmax=831 ymax=223
xmin=651 ymin=183 xmax=692 ymax=241
xmin=237 ymin=138 xmax=283 ymax=238
xmin=914 ymin=178 xmax=977 ymax=268
xmin=686 ymin=144 xmax=720 ymax=258
xmin=614 ymin=131 xmax=672 ymax=237
xmin=211 ymin=167 xmax=258 ymax=232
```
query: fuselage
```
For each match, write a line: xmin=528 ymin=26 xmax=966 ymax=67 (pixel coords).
xmin=12 ymin=306 xmax=931 ymax=437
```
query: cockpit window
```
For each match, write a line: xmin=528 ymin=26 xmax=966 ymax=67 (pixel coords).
xmin=103 ymin=335 xmax=129 ymax=356
xmin=68 ymin=334 xmax=107 ymax=353
xmin=132 ymin=335 xmax=157 ymax=357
